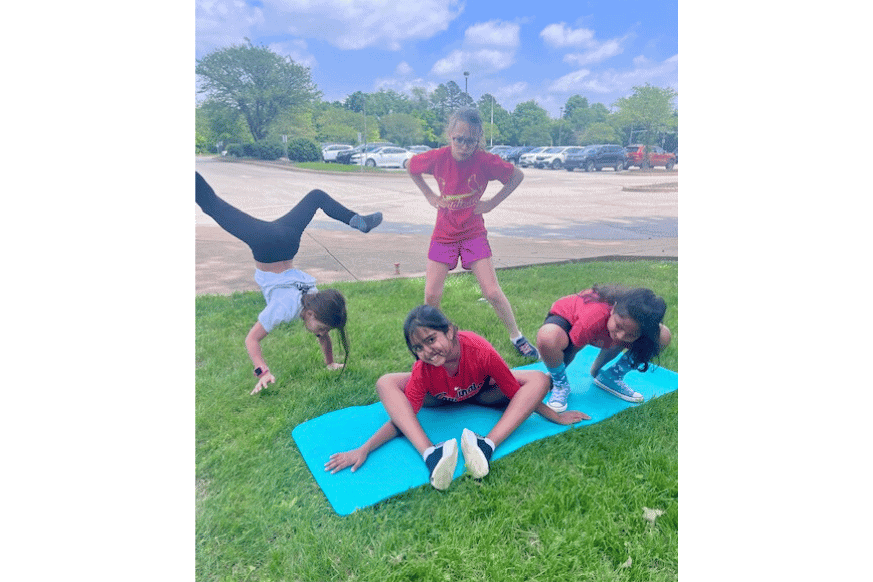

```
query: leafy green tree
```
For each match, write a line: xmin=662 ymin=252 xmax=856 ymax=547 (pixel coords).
xmin=381 ymin=113 xmax=424 ymax=146
xmin=477 ymin=94 xmax=511 ymax=146
xmin=511 ymin=101 xmax=552 ymax=145
xmin=612 ymin=84 xmax=677 ymax=146
xmin=314 ymin=105 xmax=365 ymax=144
xmin=578 ymin=122 xmax=621 ymax=145
xmin=196 ymin=41 xmax=321 ymax=142
xmin=195 ymin=100 xmax=250 ymax=152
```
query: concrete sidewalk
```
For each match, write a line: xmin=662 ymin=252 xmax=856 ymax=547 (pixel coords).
xmin=195 ymin=157 xmax=678 ymax=295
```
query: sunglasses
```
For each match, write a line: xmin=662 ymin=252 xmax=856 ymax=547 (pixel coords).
xmin=451 ymin=136 xmax=478 ymax=147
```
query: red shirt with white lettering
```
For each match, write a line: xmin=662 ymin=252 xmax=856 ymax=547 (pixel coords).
xmin=404 ymin=331 xmax=521 ymax=414
xmin=408 ymin=147 xmax=515 ymax=243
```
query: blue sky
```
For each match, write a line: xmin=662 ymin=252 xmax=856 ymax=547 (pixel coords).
xmin=195 ymin=0 xmax=677 ymax=118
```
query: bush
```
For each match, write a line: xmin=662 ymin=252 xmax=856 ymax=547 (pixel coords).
xmin=286 ymin=138 xmax=321 ymax=162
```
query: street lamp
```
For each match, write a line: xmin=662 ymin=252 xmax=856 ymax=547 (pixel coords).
xmin=464 ymin=71 xmax=469 ymax=95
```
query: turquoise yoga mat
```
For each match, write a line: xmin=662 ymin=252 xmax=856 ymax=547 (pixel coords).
xmin=291 ymin=345 xmax=678 ymax=516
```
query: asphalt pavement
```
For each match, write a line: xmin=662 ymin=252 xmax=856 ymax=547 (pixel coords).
xmin=195 ymin=156 xmax=678 ymax=295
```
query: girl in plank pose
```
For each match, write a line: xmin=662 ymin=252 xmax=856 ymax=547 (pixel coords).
xmin=325 ymin=305 xmax=588 ymax=490
xmin=535 ymin=284 xmax=672 ymax=411
xmin=407 ymin=107 xmax=539 ymax=360
xmin=196 ymin=171 xmax=383 ymax=394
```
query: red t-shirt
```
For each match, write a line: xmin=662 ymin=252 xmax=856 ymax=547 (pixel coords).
xmin=548 ymin=290 xmax=620 ymax=349
xmin=408 ymin=147 xmax=516 ymax=243
xmin=404 ymin=331 xmax=521 ymax=414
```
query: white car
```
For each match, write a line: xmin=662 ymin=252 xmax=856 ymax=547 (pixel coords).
xmin=321 ymin=144 xmax=354 ymax=162
xmin=518 ymin=147 xmax=547 ymax=168
xmin=532 ymin=146 xmax=584 ymax=170
xmin=352 ymin=146 xmax=415 ymax=169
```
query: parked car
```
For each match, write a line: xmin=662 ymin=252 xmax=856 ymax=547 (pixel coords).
xmin=408 ymin=145 xmax=432 ymax=153
xmin=335 ymin=142 xmax=395 ymax=164
xmin=321 ymin=144 xmax=353 ymax=162
xmin=352 ymin=146 xmax=415 ymax=169
xmin=518 ymin=147 xmax=548 ymax=168
xmin=564 ymin=144 xmax=626 ymax=172
xmin=499 ymin=146 xmax=535 ymax=165
xmin=624 ymin=144 xmax=676 ymax=170
xmin=532 ymin=146 xmax=584 ymax=170
xmin=489 ymin=145 xmax=513 ymax=156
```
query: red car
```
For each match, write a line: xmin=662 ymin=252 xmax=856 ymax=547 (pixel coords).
xmin=624 ymin=144 xmax=676 ymax=170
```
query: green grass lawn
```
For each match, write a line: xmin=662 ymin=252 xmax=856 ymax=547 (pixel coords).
xmin=196 ymin=260 xmax=678 ymax=581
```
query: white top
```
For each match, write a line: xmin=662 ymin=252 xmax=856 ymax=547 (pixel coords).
xmin=254 ymin=268 xmax=318 ymax=333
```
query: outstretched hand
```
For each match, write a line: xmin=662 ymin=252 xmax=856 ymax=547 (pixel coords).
xmin=325 ymin=448 xmax=369 ymax=474
xmin=250 ymin=371 xmax=276 ymax=395
xmin=556 ymin=409 xmax=591 ymax=425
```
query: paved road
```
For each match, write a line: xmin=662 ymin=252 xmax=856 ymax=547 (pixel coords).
xmin=195 ymin=156 xmax=678 ymax=295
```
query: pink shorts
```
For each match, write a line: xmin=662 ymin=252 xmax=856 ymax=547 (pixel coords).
xmin=428 ymin=235 xmax=492 ymax=270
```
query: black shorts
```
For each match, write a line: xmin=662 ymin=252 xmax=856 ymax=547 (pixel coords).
xmin=543 ymin=313 xmax=576 ymax=366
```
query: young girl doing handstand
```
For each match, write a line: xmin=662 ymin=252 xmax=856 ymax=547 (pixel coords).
xmin=195 ymin=171 xmax=383 ymax=394
xmin=324 ymin=305 xmax=588 ymax=490
xmin=535 ymin=284 xmax=672 ymax=411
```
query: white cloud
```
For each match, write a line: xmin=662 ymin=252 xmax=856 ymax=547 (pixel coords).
xmin=431 ymin=48 xmax=515 ymax=76
xmin=395 ymin=61 xmax=414 ymax=76
xmin=196 ymin=0 xmax=265 ymax=55
xmin=548 ymin=54 xmax=678 ymax=97
xmin=540 ymin=23 xmax=596 ymax=48
xmin=278 ymin=0 xmax=463 ymax=50
xmin=464 ymin=20 xmax=521 ymax=48
xmin=429 ymin=20 xmax=520 ymax=78
xmin=268 ymin=39 xmax=317 ymax=68
xmin=195 ymin=0 xmax=463 ymax=55
xmin=563 ymin=37 xmax=627 ymax=67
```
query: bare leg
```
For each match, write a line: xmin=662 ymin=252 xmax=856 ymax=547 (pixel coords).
xmin=424 ymin=259 xmax=452 ymax=309
xmin=469 ymin=257 xmax=522 ymax=338
xmin=484 ymin=370 xmax=550 ymax=447
xmin=375 ymin=373 xmax=433 ymax=455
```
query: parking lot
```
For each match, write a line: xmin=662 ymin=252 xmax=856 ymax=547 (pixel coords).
xmin=195 ymin=156 xmax=678 ymax=295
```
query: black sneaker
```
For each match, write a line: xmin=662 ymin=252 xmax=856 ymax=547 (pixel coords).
xmin=423 ymin=439 xmax=458 ymax=490
xmin=461 ymin=428 xmax=494 ymax=479
xmin=513 ymin=336 xmax=540 ymax=360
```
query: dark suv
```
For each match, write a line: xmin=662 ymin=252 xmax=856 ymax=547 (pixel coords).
xmin=564 ymin=144 xmax=626 ymax=172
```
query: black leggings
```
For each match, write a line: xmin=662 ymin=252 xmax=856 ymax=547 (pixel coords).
xmin=195 ymin=172 xmax=356 ymax=263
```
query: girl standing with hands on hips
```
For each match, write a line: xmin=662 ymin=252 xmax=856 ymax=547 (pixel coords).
xmin=407 ymin=108 xmax=539 ymax=360
xmin=325 ymin=305 xmax=588 ymax=490
xmin=195 ymin=172 xmax=383 ymax=395
xmin=535 ymin=284 xmax=672 ymax=412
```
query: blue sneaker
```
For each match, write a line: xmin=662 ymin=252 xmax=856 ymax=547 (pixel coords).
xmin=423 ymin=439 xmax=458 ymax=491
xmin=547 ymin=377 xmax=571 ymax=412
xmin=513 ymin=336 xmax=540 ymax=360
xmin=594 ymin=366 xmax=643 ymax=403
xmin=461 ymin=428 xmax=494 ymax=479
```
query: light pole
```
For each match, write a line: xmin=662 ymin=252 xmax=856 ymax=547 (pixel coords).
xmin=464 ymin=71 xmax=469 ymax=96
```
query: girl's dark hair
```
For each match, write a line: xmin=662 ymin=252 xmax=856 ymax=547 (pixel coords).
xmin=302 ymin=289 xmax=349 ymax=368
xmin=584 ymin=284 xmax=667 ymax=372
xmin=402 ymin=305 xmax=459 ymax=360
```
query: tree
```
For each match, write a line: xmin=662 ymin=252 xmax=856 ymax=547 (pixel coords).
xmin=511 ymin=101 xmax=552 ymax=145
xmin=612 ymin=84 xmax=677 ymax=146
xmin=196 ymin=41 xmax=321 ymax=142
xmin=381 ymin=113 xmax=424 ymax=146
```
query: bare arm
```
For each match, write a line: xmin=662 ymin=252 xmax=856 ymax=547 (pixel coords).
xmin=324 ymin=420 xmax=400 ymax=473
xmin=316 ymin=331 xmax=343 ymax=370
xmin=475 ymin=167 xmax=524 ymax=214
xmin=408 ymin=169 xmax=443 ymax=208
xmin=535 ymin=402 xmax=590 ymax=425
xmin=590 ymin=345 xmax=624 ymax=377
xmin=245 ymin=321 xmax=275 ymax=394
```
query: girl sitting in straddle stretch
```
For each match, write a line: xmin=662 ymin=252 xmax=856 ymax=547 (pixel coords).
xmin=325 ymin=305 xmax=589 ymax=490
